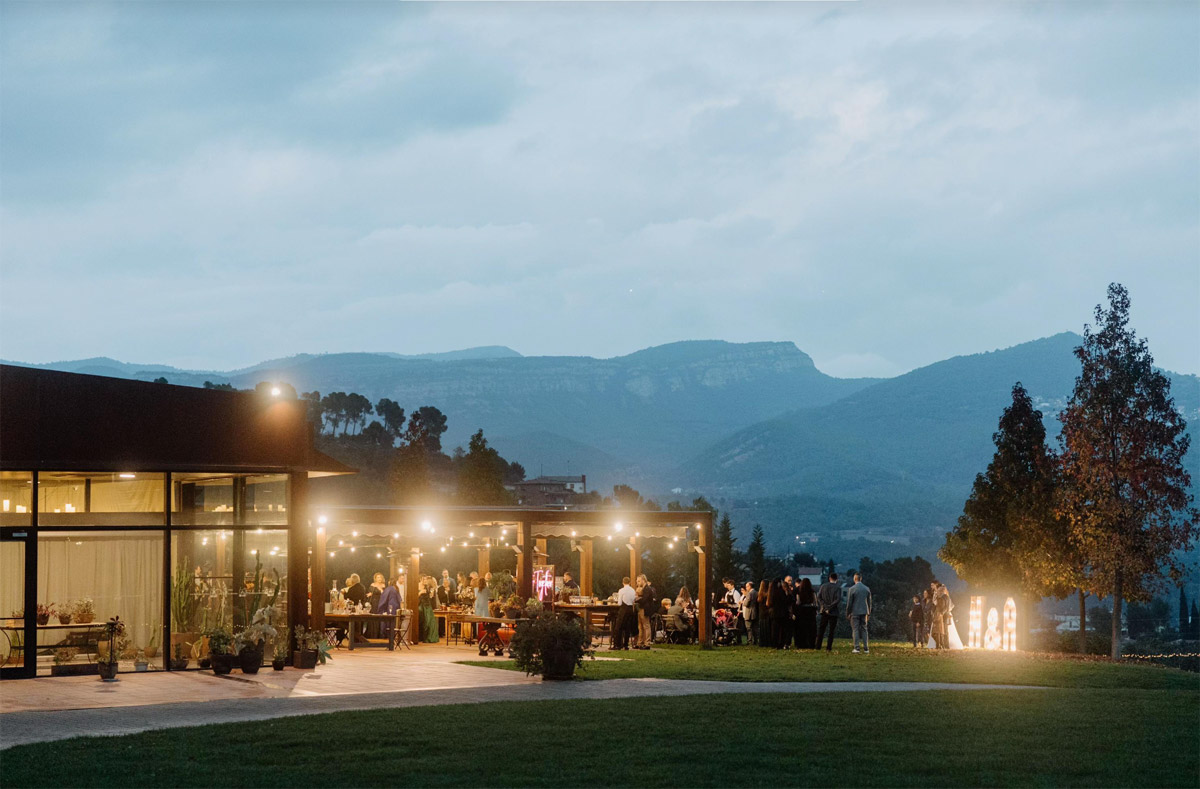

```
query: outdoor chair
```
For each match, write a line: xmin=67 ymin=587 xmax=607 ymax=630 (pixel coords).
xmin=391 ymin=611 xmax=413 ymax=650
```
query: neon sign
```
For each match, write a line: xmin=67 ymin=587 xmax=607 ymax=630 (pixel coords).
xmin=533 ymin=565 xmax=554 ymax=602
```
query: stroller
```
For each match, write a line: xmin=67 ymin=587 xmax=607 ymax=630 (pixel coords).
xmin=712 ymin=607 xmax=739 ymax=646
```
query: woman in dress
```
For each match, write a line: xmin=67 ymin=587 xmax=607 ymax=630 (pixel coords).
xmin=366 ymin=572 xmax=387 ymax=637
xmin=418 ymin=578 xmax=439 ymax=643
xmin=756 ymin=580 xmax=771 ymax=647
xmin=379 ymin=574 xmax=404 ymax=646
xmin=768 ymin=579 xmax=790 ymax=649
xmin=472 ymin=576 xmax=490 ymax=642
xmin=795 ymin=577 xmax=818 ymax=649
xmin=740 ymin=582 xmax=758 ymax=646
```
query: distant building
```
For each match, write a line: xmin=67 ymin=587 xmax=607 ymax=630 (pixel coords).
xmin=511 ymin=475 xmax=587 ymax=507
xmin=795 ymin=567 xmax=823 ymax=587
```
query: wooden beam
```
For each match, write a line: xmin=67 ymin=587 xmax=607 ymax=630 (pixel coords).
xmin=477 ymin=545 xmax=490 ymax=577
xmin=580 ymin=539 xmax=593 ymax=596
xmin=287 ymin=472 xmax=311 ymax=649
xmin=407 ymin=547 xmax=421 ymax=646
xmin=535 ymin=537 xmax=548 ymax=563
xmin=312 ymin=523 xmax=326 ymax=632
xmin=698 ymin=515 xmax=713 ymax=648
xmin=629 ymin=535 xmax=641 ymax=580
xmin=517 ymin=521 xmax=533 ymax=600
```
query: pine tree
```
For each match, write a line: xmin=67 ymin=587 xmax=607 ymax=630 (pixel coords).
xmin=746 ymin=524 xmax=767 ymax=583
xmin=712 ymin=513 xmax=737 ymax=584
xmin=1192 ymin=602 xmax=1200 ymax=641
xmin=1058 ymin=284 xmax=1200 ymax=658
xmin=1181 ymin=588 xmax=1189 ymax=638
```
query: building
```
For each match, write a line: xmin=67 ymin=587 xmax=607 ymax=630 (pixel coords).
xmin=795 ymin=567 xmax=824 ymax=588
xmin=511 ymin=475 xmax=587 ymax=507
xmin=0 ymin=365 xmax=352 ymax=679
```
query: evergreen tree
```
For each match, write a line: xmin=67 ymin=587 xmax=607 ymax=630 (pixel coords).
xmin=405 ymin=406 xmax=448 ymax=453
xmin=1058 ymin=284 xmax=1199 ymax=658
xmin=1181 ymin=588 xmax=1189 ymax=638
xmin=712 ymin=513 xmax=737 ymax=585
xmin=746 ymin=524 xmax=767 ymax=583
xmin=374 ymin=398 xmax=406 ymax=442
xmin=1192 ymin=602 xmax=1200 ymax=640
xmin=456 ymin=430 xmax=515 ymax=505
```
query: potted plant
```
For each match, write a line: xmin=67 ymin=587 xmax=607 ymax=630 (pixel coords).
xmin=50 ymin=647 xmax=98 ymax=677
xmin=504 ymin=594 xmax=525 ymax=619
xmin=207 ymin=627 xmax=235 ymax=675
xmin=134 ymin=649 xmax=149 ymax=672
xmin=292 ymin=624 xmax=331 ymax=669
xmin=144 ymin=631 xmax=158 ymax=660
xmin=169 ymin=642 xmax=189 ymax=670
xmin=525 ymin=598 xmax=544 ymax=617
xmin=170 ymin=564 xmax=200 ymax=662
xmin=73 ymin=597 xmax=96 ymax=624
xmin=36 ymin=603 xmax=54 ymax=626
xmin=231 ymin=607 xmax=277 ymax=674
xmin=57 ymin=601 xmax=73 ymax=625
xmin=99 ymin=615 xmax=123 ymax=681
xmin=487 ymin=571 xmax=516 ymax=605
xmin=509 ymin=611 xmax=592 ymax=680
xmin=271 ymin=637 xmax=287 ymax=671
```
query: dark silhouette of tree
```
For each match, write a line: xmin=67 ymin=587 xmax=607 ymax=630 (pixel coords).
xmin=320 ymin=392 xmax=349 ymax=435
xmin=503 ymin=461 xmax=526 ymax=485
xmin=1180 ymin=588 xmax=1189 ymax=638
xmin=405 ymin=406 xmax=448 ymax=453
xmin=374 ymin=398 xmax=406 ymax=442
xmin=1058 ymin=284 xmax=1199 ymax=658
xmin=1191 ymin=602 xmax=1200 ymax=640
xmin=611 ymin=484 xmax=645 ymax=509
xmin=344 ymin=393 xmax=373 ymax=434
xmin=360 ymin=420 xmax=391 ymax=448
xmin=203 ymin=381 xmax=235 ymax=391
xmin=301 ymin=391 xmax=323 ymax=430
xmin=456 ymin=430 xmax=514 ymax=505
xmin=712 ymin=513 xmax=737 ymax=585
xmin=858 ymin=555 xmax=938 ymax=639
xmin=153 ymin=376 xmax=168 ymax=384
xmin=941 ymin=382 xmax=1079 ymax=648
xmin=746 ymin=524 xmax=767 ymax=582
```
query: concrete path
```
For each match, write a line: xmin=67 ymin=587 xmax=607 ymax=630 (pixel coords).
xmin=0 ymin=678 xmax=1043 ymax=749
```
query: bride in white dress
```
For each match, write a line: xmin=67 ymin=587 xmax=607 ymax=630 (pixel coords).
xmin=927 ymin=586 xmax=964 ymax=649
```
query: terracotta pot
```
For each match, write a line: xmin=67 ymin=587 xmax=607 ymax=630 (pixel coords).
xmin=293 ymin=649 xmax=318 ymax=670
xmin=36 ymin=613 xmax=50 ymax=626
xmin=144 ymin=646 xmax=158 ymax=659
xmin=57 ymin=614 xmax=72 ymax=625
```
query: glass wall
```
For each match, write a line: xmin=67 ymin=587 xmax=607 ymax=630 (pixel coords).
xmin=1 ymin=472 xmax=34 ymax=526
xmin=244 ymin=475 xmax=288 ymax=525
xmin=171 ymin=473 xmax=289 ymax=526
xmin=38 ymin=473 xmax=165 ymax=526
xmin=36 ymin=531 xmax=163 ymax=675
xmin=0 ymin=541 xmax=25 ymax=670
xmin=170 ymin=528 xmax=288 ymax=668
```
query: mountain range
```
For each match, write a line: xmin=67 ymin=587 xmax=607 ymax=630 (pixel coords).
xmin=7 ymin=335 xmax=1196 ymax=559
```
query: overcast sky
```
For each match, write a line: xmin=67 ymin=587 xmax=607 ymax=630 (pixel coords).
xmin=1 ymin=1 xmax=1197 ymax=377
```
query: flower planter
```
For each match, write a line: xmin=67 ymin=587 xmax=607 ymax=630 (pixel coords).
xmin=541 ymin=648 xmax=578 ymax=680
xmin=57 ymin=614 xmax=72 ymax=625
xmin=50 ymin=663 xmax=99 ymax=677
xmin=169 ymin=658 xmax=189 ymax=670
xmin=98 ymin=662 xmax=119 ymax=681
xmin=272 ymin=658 xmax=285 ymax=671
xmin=76 ymin=613 xmax=95 ymax=625
xmin=211 ymin=654 xmax=235 ymax=675
xmin=293 ymin=649 xmax=318 ymax=670
xmin=36 ymin=613 xmax=50 ymax=626
xmin=170 ymin=632 xmax=197 ymax=661
xmin=144 ymin=646 xmax=158 ymax=659
xmin=238 ymin=646 xmax=263 ymax=674
xmin=135 ymin=661 xmax=149 ymax=672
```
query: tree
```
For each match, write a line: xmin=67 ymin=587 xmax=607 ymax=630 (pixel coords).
xmin=1181 ymin=588 xmax=1189 ymax=638
xmin=301 ymin=391 xmax=323 ymax=430
xmin=941 ymin=382 xmax=1079 ymax=648
xmin=374 ymin=398 xmax=406 ymax=442
xmin=746 ymin=524 xmax=767 ymax=583
xmin=360 ymin=420 xmax=392 ymax=448
xmin=456 ymin=430 xmax=514 ymax=505
xmin=858 ymin=555 xmax=937 ymax=639
xmin=405 ymin=406 xmax=448 ymax=453
xmin=712 ymin=513 xmax=737 ymax=585
xmin=203 ymin=381 xmax=235 ymax=391
xmin=1126 ymin=598 xmax=1170 ymax=639
xmin=321 ymin=392 xmax=349 ymax=435
xmin=1192 ymin=602 xmax=1200 ymax=640
xmin=1058 ymin=284 xmax=1199 ymax=658
xmin=611 ymin=484 xmax=645 ymax=509
xmin=153 ymin=376 xmax=168 ymax=384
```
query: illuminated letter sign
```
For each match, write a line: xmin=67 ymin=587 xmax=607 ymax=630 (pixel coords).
xmin=968 ymin=595 xmax=1017 ymax=651
xmin=1003 ymin=597 xmax=1017 ymax=651
xmin=968 ymin=596 xmax=983 ymax=649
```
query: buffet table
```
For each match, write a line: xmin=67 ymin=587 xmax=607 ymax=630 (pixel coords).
xmin=323 ymin=613 xmax=403 ymax=650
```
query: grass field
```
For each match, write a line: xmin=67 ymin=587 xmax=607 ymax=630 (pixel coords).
xmin=461 ymin=642 xmax=1199 ymax=689
xmin=4 ymin=688 xmax=1197 ymax=787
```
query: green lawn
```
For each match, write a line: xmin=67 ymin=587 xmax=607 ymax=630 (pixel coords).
xmin=5 ymin=688 xmax=1197 ymax=787
xmin=461 ymin=642 xmax=1199 ymax=689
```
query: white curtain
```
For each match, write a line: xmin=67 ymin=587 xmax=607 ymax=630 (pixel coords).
xmin=37 ymin=533 xmax=163 ymax=653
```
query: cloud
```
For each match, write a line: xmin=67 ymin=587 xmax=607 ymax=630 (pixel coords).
xmin=0 ymin=1 xmax=1196 ymax=375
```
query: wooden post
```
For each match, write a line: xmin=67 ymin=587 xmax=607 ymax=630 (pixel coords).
xmin=698 ymin=516 xmax=713 ymax=648
xmin=408 ymin=547 xmax=421 ymax=646
xmin=518 ymin=521 xmax=533 ymax=600
xmin=286 ymin=472 xmax=310 ymax=647
xmin=478 ymin=545 xmax=490 ymax=577
xmin=312 ymin=524 xmax=326 ymax=632
xmin=629 ymin=535 xmax=641 ymax=580
xmin=535 ymin=538 xmax=548 ymax=564
xmin=580 ymin=539 xmax=593 ymax=596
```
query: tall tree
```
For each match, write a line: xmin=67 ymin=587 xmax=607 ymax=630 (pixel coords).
xmin=1058 ymin=283 xmax=1199 ymax=658
xmin=712 ymin=513 xmax=737 ymax=584
xmin=941 ymin=382 xmax=1079 ymax=647
xmin=746 ymin=524 xmax=767 ymax=583
xmin=405 ymin=406 xmax=448 ymax=453
xmin=320 ymin=392 xmax=349 ymax=435
xmin=611 ymin=484 xmax=645 ymax=509
xmin=301 ymin=391 xmax=323 ymax=431
xmin=374 ymin=398 xmax=406 ymax=442
xmin=344 ymin=393 xmax=373 ymax=434
xmin=456 ymin=430 xmax=514 ymax=505
xmin=1181 ymin=588 xmax=1189 ymax=638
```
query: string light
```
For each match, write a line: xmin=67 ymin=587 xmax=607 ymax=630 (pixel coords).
xmin=376 ymin=552 xmax=382 ymax=558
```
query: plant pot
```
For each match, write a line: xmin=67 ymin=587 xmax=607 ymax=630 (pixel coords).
xmin=144 ymin=646 xmax=158 ymax=659
xmin=238 ymin=645 xmax=263 ymax=674
xmin=96 ymin=642 xmax=110 ymax=661
xmin=169 ymin=658 xmax=189 ymax=670
xmin=211 ymin=653 xmax=235 ymax=675
xmin=541 ymin=648 xmax=577 ymax=681
xmin=199 ymin=657 xmax=211 ymax=669
xmin=293 ymin=649 xmax=318 ymax=670
xmin=51 ymin=663 xmax=99 ymax=677
xmin=76 ymin=613 xmax=95 ymax=625
xmin=57 ymin=614 xmax=72 ymax=625
xmin=98 ymin=662 xmax=119 ymax=681
xmin=36 ymin=613 xmax=50 ymax=626
xmin=135 ymin=661 xmax=149 ymax=672
xmin=272 ymin=659 xmax=285 ymax=671
xmin=505 ymin=607 xmax=521 ymax=619
xmin=170 ymin=632 xmax=197 ymax=660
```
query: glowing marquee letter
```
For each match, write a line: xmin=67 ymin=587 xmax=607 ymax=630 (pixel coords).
xmin=1003 ymin=597 xmax=1017 ymax=651
xmin=968 ymin=596 xmax=983 ymax=649
xmin=983 ymin=607 xmax=1001 ymax=650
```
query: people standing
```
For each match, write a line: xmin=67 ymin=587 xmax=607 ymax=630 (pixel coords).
xmin=845 ymin=572 xmax=872 ymax=654
xmin=611 ymin=577 xmax=637 ymax=650
xmin=921 ymin=589 xmax=935 ymax=647
xmin=635 ymin=574 xmax=656 ymax=650
xmin=794 ymin=578 xmax=818 ymax=649
xmin=756 ymin=580 xmax=772 ymax=647
xmin=441 ymin=569 xmax=457 ymax=596
xmin=740 ymin=582 xmax=759 ymax=646
xmin=379 ymin=574 xmax=404 ymax=647
xmin=768 ymin=580 xmax=790 ymax=649
xmin=815 ymin=572 xmax=842 ymax=652
xmin=909 ymin=595 xmax=924 ymax=648
xmin=418 ymin=579 xmax=439 ymax=643
xmin=721 ymin=578 xmax=744 ymax=644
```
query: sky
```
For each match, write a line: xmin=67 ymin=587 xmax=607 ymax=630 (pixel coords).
xmin=1 ymin=1 xmax=1197 ymax=378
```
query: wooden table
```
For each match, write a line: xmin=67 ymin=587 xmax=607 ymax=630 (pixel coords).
xmin=0 ymin=621 xmax=107 ymax=667
xmin=322 ymin=613 xmax=402 ymax=650
xmin=434 ymin=608 xmax=471 ymax=645
xmin=552 ymin=603 xmax=619 ymax=645
xmin=459 ymin=615 xmax=523 ymax=656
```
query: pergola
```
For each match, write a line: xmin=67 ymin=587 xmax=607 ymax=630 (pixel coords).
xmin=314 ymin=506 xmax=715 ymax=646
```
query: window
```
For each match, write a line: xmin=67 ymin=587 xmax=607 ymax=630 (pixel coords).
xmin=38 ymin=473 xmax=165 ymax=526
xmin=0 ymin=472 xmax=33 ymax=526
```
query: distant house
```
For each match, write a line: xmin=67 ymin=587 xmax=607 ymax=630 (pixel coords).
xmin=795 ymin=567 xmax=823 ymax=588
xmin=511 ymin=475 xmax=587 ymax=507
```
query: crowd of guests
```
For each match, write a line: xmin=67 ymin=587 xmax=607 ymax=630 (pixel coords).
xmin=908 ymin=581 xmax=957 ymax=649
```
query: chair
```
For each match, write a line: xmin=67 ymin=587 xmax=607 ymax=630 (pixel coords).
xmin=391 ymin=611 xmax=413 ymax=650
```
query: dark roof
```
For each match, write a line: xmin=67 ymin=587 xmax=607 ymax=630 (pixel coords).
xmin=0 ymin=364 xmax=353 ymax=476
xmin=514 ymin=475 xmax=585 ymax=486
